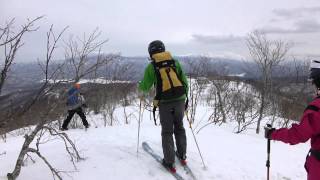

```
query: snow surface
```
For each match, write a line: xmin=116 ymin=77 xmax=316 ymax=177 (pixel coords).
xmin=40 ymin=78 xmax=132 ymax=84
xmin=0 ymin=105 xmax=309 ymax=180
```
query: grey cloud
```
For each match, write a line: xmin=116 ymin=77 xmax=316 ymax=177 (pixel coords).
xmin=296 ymin=19 xmax=320 ymax=32
xmin=261 ymin=19 xmax=320 ymax=34
xmin=291 ymin=53 xmax=320 ymax=59
xmin=273 ymin=7 xmax=320 ymax=19
xmin=191 ymin=34 xmax=244 ymax=44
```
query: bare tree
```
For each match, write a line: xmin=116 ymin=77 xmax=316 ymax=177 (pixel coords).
xmin=7 ymin=26 xmax=83 ymax=180
xmin=195 ymin=61 xmax=234 ymax=133
xmin=104 ymin=99 xmax=118 ymax=126
xmin=246 ymin=30 xmax=291 ymax=134
xmin=115 ymin=62 xmax=137 ymax=124
xmin=121 ymin=97 xmax=136 ymax=124
xmin=0 ymin=17 xmax=42 ymax=142
xmin=64 ymin=28 xmax=118 ymax=83
xmin=208 ymin=60 xmax=233 ymax=124
xmin=0 ymin=16 xmax=43 ymax=95
xmin=99 ymin=57 xmax=137 ymax=126
xmin=185 ymin=56 xmax=211 ymax=124
xmin=61 ymin=29 xmax=119 ymax=128
xmin=229 ymin=81 xmax=259 ymax=133
xmin=271 ymin=58 xmax=312 ymax=126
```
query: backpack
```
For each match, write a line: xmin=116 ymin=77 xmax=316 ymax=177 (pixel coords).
xmin=151 ymin=52 xmax=186 ymax=101
xmin=66 ymin=87 xmax=80 ymax=106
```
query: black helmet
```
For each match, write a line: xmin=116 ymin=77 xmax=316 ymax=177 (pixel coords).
xmin=309 ymin=60 xmax=320 ymax=87
xmin=148 ymin=40 xmax=165 ymax=57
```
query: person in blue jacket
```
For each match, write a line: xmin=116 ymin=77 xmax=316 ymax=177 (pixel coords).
xmin=61 ymin=83 xmax=89 ymax=130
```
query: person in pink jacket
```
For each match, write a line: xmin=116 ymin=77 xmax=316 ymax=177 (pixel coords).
xmin=265 ymin=60 xmax=320 ymax=180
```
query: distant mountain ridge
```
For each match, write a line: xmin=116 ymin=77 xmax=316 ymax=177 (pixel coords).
xmin=3 ymin=55 xmax=306 ymax=95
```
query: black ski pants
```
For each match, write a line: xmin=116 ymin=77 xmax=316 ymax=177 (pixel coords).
xmin=62 ymin=107 xmax=89 ymax=128
xmin=159 ymin=100 xmax=187 ymax=165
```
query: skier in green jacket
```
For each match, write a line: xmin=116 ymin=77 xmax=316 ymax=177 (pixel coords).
xmin=139 ymin=40 xmax=189 ymax=173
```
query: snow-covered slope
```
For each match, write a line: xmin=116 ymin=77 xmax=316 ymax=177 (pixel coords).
xmin=0 ymin=106 xmax=309 ymax=180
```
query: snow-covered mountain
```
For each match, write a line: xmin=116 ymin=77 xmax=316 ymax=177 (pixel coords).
xmin=2 ymin=56 xmax=252 ymax=95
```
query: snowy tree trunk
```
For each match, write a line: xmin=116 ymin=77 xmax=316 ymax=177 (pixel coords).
xmin=216 ymin=87 xmax=226 ymax=123
xmin=256 ymin=84 xmax=266 ymax=134
xmin=7 ymin=124 xmax=42 ymax=179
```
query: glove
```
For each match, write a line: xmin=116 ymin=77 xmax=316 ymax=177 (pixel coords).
xmin=82 ymin=104 xmax=88 ymax=108
xmin=153 ymin=99 xmax=159 ymax=108
xmin=264 ymin=124 xmax=275 ymax=139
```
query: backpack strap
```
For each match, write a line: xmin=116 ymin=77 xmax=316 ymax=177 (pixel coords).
xmin=151 ymin=61 xmax=162 ymax=126
xmin=304 ymin=105 xmax=319 ymax=112
xmin=305 ymin=96 xmax=320 ymax=112
xmin=166 ymin=60 xmax=185 ymax=98
xmin=151 ymin=61 xmax=162 ymax=101
xmin=170 ymin=60 xmax=186 ymax=91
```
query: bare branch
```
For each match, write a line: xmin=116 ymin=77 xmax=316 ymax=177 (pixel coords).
xmin=246 ymin=30 xmax=291 ymax=134
xmin=64 ymin=28 xmax=116 ymax=83
xmin=6 ymin=25 xmax=80 ymax=180
xmin=0 ymin=16 xmax=43 ymax=95
xmin=27 ymin=148 xmax=63 ymax=180
xmin=0 ymin=16 xmax=44 ymax=46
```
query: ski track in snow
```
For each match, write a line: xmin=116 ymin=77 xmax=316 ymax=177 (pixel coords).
xmin=0 ymin=106 xmax=309 ymax=180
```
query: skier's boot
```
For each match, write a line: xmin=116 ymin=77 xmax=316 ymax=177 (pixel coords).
xmin=162 ymin=159 xmax=176 ymax=173
xmin=176 ymin=151 xmax=187 ymax=166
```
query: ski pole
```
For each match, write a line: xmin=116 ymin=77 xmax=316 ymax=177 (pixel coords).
xmin=185 ymin=110 xmax=207 ymax=169
xmin=266 ymin=124 xmax=272 ymax=180
xmin=137 ymin=99 xmax=142 ymax=156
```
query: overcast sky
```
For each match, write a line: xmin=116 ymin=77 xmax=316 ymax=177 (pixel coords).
xmin=1 ymin=0 xmax=320 ymax=61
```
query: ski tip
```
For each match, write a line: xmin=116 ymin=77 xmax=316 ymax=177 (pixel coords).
xmin=142 ymin=142 xmax=148 ymax=146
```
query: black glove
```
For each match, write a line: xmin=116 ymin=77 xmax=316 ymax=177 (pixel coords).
xmin=264 ymin=124 xmax=275 ymax=139
xmin=82 ymin=104 xmax=88 ymax=108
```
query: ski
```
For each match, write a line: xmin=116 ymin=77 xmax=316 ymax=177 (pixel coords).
xmin=174 ymin=149 xmax=197 ymax=180
xmin=142 ymin=142 xmax=185 ymax=180
xmin=176 ymin=158 xmax=197 ymax=180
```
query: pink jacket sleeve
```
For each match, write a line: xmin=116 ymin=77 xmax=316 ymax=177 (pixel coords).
xmin=271 ymin=108 xmax=320 ymax=145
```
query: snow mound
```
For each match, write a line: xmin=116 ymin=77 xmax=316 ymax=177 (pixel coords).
xmin=0 ymin=107 xmax=309 ymax=180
